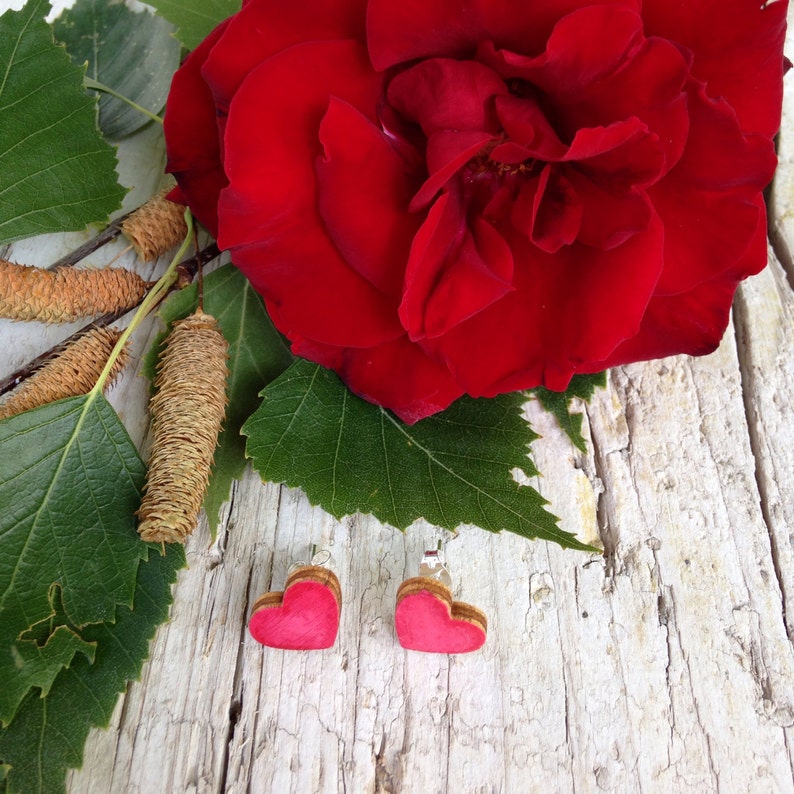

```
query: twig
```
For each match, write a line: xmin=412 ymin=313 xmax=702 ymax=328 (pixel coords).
xmin=176 ymin=242 xmax=220 ymax=288
xmin=48 ymin=211 xmax=135 ymax=268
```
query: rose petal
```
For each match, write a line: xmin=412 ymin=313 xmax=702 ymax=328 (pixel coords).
xmin=493 ymin=95 xmax=568 ymax=161
xmin=163 ymin=20 xmax=230 ymax=236
xmin=488 ymin=5 xmax=646 ymax=98
xmin=549 ymin=36 xmax=690 ymax=174
xmin=316 ymin=98 xmax=423 ymax=297
xmin=489 ymin=141 xmax=535 ymax=165
xmin=508 ymin=119 xmax=661 ymax=251
xmin=421 ymin=218 xmax=515 ymax=337
xmin=220 ymin=41 xmax=403 ymax=348
xmin=292 ymin=336 xmax=464 ymax=424
xmin=581 ymin=269 xmax=746 ymax=372
xmin=419 ymin=214 xmax=665 ymax=395
xmin=411 ymin=131 xmax=495 ymax=211
xmin=235 ymin=238 xmax=404 ymax=349
xmin=480 ymin=7 xmax=690 ymax=173
xmin=642 ymin=0 xmax=789 ymax=138
xmin=400 ymin=191 xmax=514 ymax=340
xmin=564 ymin=119 xmax=664 ymax=183
xmin=565 ymin=168 xmax=653 ymax=250
xmin=218 ymin=40 xmax=381 ymax=250
xmin=511 ymin=166 xmax=583 ymax=253
xmin=367 ymin=0 xmax=639 ymax=71
xmin=165 ymin=185 xmax=186 ymax=205
xmin=387 ymin=58 xmax=506 ymax=137
xmin=201 ymin=0 xmax=367 ymax=115
xmin=649 ymin=82 xmax=777 ymax=295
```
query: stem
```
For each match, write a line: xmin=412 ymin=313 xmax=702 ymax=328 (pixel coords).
xmin=84 ymin=77 xmax=164 ymax=125
xmin=89 ymin=210 xmax=194 ymax=398
xmin=195 ymin=227 xmax=205 ymax=312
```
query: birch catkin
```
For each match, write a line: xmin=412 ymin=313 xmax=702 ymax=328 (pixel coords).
xmin=122 ymin=189 xmax=189 ymax=262
xmin=0 ymin=259 xmax=148 ymax=323
xmin=137 ymin=310 xmax=229 ymax=544
xmin=0 ymin=327 xmax=128 ymax=420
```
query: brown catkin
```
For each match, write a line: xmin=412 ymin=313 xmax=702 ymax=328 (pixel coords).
xmin=121 ymin=188 xmax=189 ymax=262
xmin=0 ymin=327 xmax=128 ymax=420
xmin=0 ymin=259 xmax=148 ymax=323
xmin=137 ymin=310 xmax=229 ymax=544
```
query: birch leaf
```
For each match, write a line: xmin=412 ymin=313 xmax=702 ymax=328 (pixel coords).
xmin=0 ymin=0 xmax=125 ymax=244
xmin=0 ymin=395 xmax=147 ymax=725
xmin=144 ymin=0 xmax=241 ymax=50
xmin=53 ymin=0 xmax=180 ymax=139
xmin=532 ymin=372 xmax=608 ymax=452
xmin=0 ymin=544 xmax=184 ymax=794
xmin=243 ymin=360 xmax=594 ymax=551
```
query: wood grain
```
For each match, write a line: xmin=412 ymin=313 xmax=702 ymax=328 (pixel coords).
xmin=1 ymin=11 xmax=792 ymax=794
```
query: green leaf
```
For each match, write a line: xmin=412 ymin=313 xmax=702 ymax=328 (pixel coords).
xmin=244 ymin=360 xmax=593 ymax=550
xmin=532 ymin=372 xmax=608 ymax=452
xmin=145 ymin=0 xmax=241 ymax=50
xmin=562 ymin=371 xmax=608 ymax=401
xmin=0 ymin=395 xmax=148 ymax=725
xmin=144 ymin=264 xmax=294 ymax=533
xmin=0 ymin=598 xmax=96 ymax=733
xmin=0 ymin=544 xmax=184 ymax=794
xmin=53 ymin=0 xmax=180 ymax=139
xmin=0 ymin=0 xmax=125 ymax=244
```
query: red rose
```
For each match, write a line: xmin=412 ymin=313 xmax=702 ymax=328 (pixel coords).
xmin=164 ymin=0 xmax=788 ymax=423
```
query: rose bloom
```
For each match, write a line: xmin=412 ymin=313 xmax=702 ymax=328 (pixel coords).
xmin=164 ymin=0 xmax=789 ymax=423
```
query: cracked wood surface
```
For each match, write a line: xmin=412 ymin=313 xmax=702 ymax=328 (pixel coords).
xmin=0 ymin=10 xmax=791 ymax=794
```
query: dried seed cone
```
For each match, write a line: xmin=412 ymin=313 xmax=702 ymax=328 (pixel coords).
xmin=122 ymin=189 xmax=189 ymax=262
xmin=0 ymin=327 xmax=128 ymax=420
xmin=137 ymin=310 xmax=229 ymax=544
xmin=0 ymin=259 xmax=148 ymax=323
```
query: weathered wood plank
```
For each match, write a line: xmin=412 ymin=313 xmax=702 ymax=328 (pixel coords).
xmin=64 ymin=263 xmax=794 ymax=794
xmin=734 ymin=254 xmax=794 ymax=642
xmin=0 ymin=5 xmax=789 ymax=793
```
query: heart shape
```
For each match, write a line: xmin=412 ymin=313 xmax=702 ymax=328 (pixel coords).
xmin=395 ymin=577 xmax=487 ymax=654
xmin=249 ymin=565 xmax=341 ymax=650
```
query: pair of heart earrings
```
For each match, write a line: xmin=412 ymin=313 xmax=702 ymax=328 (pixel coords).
xmin=248 ymin=544 xmax=487 ymax=654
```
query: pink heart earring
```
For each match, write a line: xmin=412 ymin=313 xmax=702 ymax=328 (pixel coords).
xmin=249 ymin=546 xmax=341 ymax=650
xmin=395 ymin=543 xmax=487 ymax=654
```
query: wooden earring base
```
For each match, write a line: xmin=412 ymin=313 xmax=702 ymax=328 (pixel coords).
xmin=249 ymin=565 xmax=341 ymax=650
xmin=395 ymin=577 xmax=487 ymax=653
